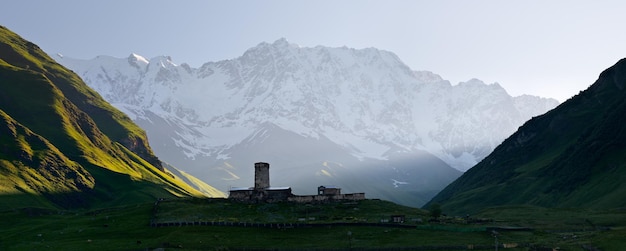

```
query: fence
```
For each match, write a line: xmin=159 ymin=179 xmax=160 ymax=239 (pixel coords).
xmin=150 ymin=221 xmax=418 ymax=229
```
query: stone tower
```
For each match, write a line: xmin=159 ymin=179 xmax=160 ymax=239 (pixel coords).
xmin=254 ymin=162 xmax=270 ymax=190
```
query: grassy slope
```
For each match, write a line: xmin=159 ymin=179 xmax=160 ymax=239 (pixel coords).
xmin=0 ymin=64 xmax=96 ymax=209
xmin=426 ymin=58 xmax=626 ymax=214
xmin=163 ymin=162 xmax=226 ymax=197
xmin=0 ymin=26 xmax=158 ymax=168
xmin=0 ymin=25 xmax=209 ymax=209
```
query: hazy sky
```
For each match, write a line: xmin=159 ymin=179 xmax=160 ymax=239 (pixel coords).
xmin=2 ymin=0 xmax=626 ymax=102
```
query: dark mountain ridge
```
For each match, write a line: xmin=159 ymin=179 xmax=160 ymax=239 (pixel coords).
xmin=426 ymin=58 xmax=626 ymax=214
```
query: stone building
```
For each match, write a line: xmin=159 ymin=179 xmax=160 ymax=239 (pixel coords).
xmin=318 ymin=186 xmax=341 ymax=195
xmin=254 ymin=162 xmax=270 ymax=190
xmin=229 ymin=162 xmax=365 ymax=203
xmin=229 ymin=162 xmax=293 ymax=203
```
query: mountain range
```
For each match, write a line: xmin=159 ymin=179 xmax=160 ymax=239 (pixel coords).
xmin=426 ymin=58 xmax=626 ymax=214
xmin=54 ymin=39 xmax=558 ymax=207
xmin=0 ymin=25 xmax=223 ymax=210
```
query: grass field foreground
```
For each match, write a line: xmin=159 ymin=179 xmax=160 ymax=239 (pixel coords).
xmin=1 ymin=199 xmax=625 ymax=250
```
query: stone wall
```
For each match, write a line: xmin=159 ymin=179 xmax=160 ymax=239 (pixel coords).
xmin=229 ymin=188 xmax=293 ymax=203
xmin=229 ymin=190 xmax=254 ymax=201
xmin=288 ymin=193 xmax=365 ymax=203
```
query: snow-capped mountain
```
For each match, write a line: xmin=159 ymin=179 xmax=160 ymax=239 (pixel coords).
xmin=54 ymin=39 xmax=558 ymax=207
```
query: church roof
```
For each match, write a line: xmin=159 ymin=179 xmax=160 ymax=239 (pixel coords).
xmin=229 ymin=186 xmax=291 ymax=192
xmin=229 ymin=187 xmax=253 ymax=191
xmin=267 ymin=187 xmax=291 ymax=190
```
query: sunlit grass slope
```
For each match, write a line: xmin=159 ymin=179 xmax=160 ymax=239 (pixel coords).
xmin=0 ymin=25 xmax=213 ymax=209
xmin=162 ymin=162 xmax=226 ymax=197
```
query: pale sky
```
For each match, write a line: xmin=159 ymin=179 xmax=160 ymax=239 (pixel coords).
xmin=2 ymin=0 xmax=626 ymax=102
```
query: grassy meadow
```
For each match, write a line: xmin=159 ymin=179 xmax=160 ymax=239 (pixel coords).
xmin=1 ymin=198 xmax=625 ymax=250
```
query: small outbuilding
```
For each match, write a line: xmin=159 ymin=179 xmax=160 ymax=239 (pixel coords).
xmin=318 ymin=186 xmax=341 ymax=195
xmin=391 ymin=215 xmax=405 ymax=223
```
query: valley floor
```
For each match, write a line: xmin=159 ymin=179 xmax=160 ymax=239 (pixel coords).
xmin=0 ymin=199 xmax=624 ymax=250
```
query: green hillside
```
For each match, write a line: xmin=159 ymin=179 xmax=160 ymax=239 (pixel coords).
xmin=0 ymin=25 xmax=220 ymax=210
xmin=426 ymin=58 xmax=626 ymax=215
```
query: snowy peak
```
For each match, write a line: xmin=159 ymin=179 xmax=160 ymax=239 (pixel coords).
xmin=513 ymin=94 xmax=560 ymax=119
xmin=412 ymin=71 xmax=447 ymax=84
xmin=458 ymin=79 xmax=505 ymax=92
xmin=149 ymin=55 xmax=176 ymax=66
xmin=459 ymin=78 xmax=487 ymax=86
xmin=238 ymin=38 xmax=413 ymax=80
xmin=127 ymin=53 xmax=149 ymax=72
xmin=128 ymin=53 xmax=149 ymax=66
xmin=272 ymin=37 xmax=295 ymax=48
xmin=54 ymin=39 xmax=559 ymax=173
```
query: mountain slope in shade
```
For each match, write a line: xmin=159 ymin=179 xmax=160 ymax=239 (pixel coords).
xmin=0 ymin=108 xmax=94 ymax=209
xmin=426 ymin=58 xmax=626 ymax=214
xmin=0 ymin=25 xmax=221 ymax=210
xmin=54 ymin=39 xmax=558 ymax=207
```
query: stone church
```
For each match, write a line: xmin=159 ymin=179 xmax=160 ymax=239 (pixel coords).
xmin=229 ymin=162 xmax=365 ymax=203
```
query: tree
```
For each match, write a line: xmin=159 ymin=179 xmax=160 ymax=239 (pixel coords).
xmin=429 ymin=203 xmax=442 ymax=219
